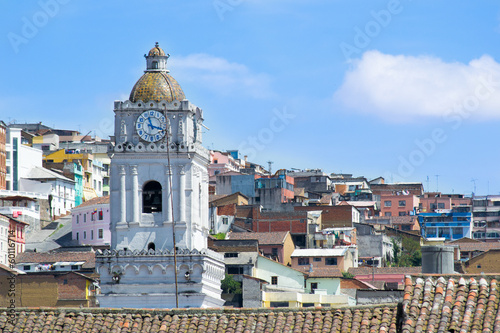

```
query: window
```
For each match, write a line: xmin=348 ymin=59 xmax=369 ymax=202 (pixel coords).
xmin=437 ymin=203 xmax=445 ymax=209
xmin=303 ymin=303 xmax=315 ymax=308
xmin=298 ymin=257 xmax=310 ymax=265
xmin=224 ymin=253 xmax=238 ymax=258
xmin=325 ymin=258 xmax=337 ymax=266
xmin=98 ymin=229 xmax=103 ymax=239
xmin=399 ymin=212 xmax=407 ymax=216
xmin=63 ymin=279 xmax=68 ymax=285
xmin=83 ymin=231 xmax=86 ymax=239
xmin=91 ymin=230 xmax=94 ymax=240
xmin=270 ymin=301 xmax=288 ymax=307
xmin=272 ymin=248 xmax=278 ymax=256
xmin=76 ymin=215 xmax=79 ymax=224
xmin=143 ymin=181 xmax=162 ymax=213
xmin=71 ymin=265 xmax=79 ymax=270
xmin=222 ymin=217 xmax=228 ymax=225
xmin=399 ymin=200 xmax=406 ymax=207
xmin=313 ymin=257 xmax=322 ymax=262
xmin=384 ymin=201 xmax=392 ymax=207
xmin=23 ymin=265 xmax=30 ymax=271
xmin=83 ymin=214 xmax=86 ymax=223
xmin=311 ymin=282 xmax=318 ymax=291
xmin=148 ymin=242 xmax=155 ymax=251
xmin=98 ymin=210 xmax=103 ymax=220
xmin=271 ymin=276 xmax=278 ymax=285
xmin=76 ymin=232 xmax=79 ymax=240
xmin=384 ymin=212 xmax=392 ymax=217
xmin=227 ymin=266 xmax=244 ymax=274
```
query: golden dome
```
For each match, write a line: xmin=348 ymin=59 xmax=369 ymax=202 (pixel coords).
xmin=148 ymin=42 xmax=165 ymax=57
xmin=129 ymin=71 xmax=185 ymax=103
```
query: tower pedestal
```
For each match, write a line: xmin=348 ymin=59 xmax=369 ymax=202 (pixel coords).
xmin=96 ymin=248 xmax=225 ymax=309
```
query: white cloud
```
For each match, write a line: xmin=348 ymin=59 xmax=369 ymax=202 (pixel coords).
xmin=334 ymin=50 xmax=500 ymax=121
xmin=169 ymin=54 xmax=274 ymax=99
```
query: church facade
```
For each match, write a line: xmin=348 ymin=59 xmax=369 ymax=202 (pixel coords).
xmin=96 ymin=43 xmax=225 ymax=309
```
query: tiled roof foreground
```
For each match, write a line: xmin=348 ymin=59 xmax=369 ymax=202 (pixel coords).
xmin=1 ymin=275 xmax=499 ymax=332
xmin=401 ymin=275 xmax=500 ymax=333
xmin=0 ymin=306 xmax=400 ymax=333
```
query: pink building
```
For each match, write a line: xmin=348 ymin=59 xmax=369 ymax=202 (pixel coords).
xmin=208 ymin=151 xmax=241 ymax=177
xmin=71 ymin=196 xmax=110 ymax=246
xmin=419 ymin=193 xmax=451 ymax=213
xmin=380 ymin=194 xmax=419 ymax=217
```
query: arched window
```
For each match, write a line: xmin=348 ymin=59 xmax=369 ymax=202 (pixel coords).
xmin=143 ymin=181 xmax=162 ymax=213
xmin=152 ymin=61 xmax=158 ymax=69
xmin=148 ymin=242 xmax=155 ymax=251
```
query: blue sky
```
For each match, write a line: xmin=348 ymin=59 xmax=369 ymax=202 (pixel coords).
xmin=1 ymin=1 xmax=500 ymax=195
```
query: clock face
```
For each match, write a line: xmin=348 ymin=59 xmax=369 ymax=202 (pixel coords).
xmin=135 ymin=110 xmax=167 ymax=142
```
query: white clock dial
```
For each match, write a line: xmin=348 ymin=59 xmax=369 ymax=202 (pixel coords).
xmin=135 ymin=110 xmax=167 ymax=142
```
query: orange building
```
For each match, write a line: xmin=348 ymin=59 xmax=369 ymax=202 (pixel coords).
xmin=380 ymin=193 xmax=419 ymax=217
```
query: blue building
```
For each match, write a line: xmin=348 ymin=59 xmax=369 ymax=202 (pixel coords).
xmin=418 ymin=206 xmax=472 ymax=241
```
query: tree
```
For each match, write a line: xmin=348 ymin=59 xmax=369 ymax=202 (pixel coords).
xmin=391 ymin=236 xmax=421 ymax=267
xmin=221 ymin=274 xmax=242 ymax=294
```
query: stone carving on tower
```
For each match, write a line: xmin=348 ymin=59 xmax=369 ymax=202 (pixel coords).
xmin=96 ymin=43 xmax=225 ymax=309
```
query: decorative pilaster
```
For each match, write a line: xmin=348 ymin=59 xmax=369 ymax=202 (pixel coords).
xmin=179 ymin=165 xmax=186 ymax=223
xmin=164 ymin=165 xmax=172 ymax=223
xmin=130 ymin=165 xmax=140 ymax=223
xmin=118 ymin=165 xmax=127 ymax=225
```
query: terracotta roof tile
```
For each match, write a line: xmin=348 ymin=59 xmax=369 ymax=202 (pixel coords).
xmin=16 ymin=251 xmax=96 ymax=269
xmin=74 ymin=195 xmax=110 ymax=209
xmin=0 ymin=307 xmax=402 ymax=333
xmin=227 ymin=231 xmax=290 ymax=245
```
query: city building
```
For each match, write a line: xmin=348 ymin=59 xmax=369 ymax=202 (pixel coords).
xmin=0 ymin=214 xmax=9 ymax=265
xmin=471 ymin=195 xmax=500 ymax=241
xmin=418 ymin=206 xmax=473 ymax=241
xmin=43 ymin=148 xmax=103 ymax=200
xmin=379 ymin=193 xmax=419 ymax=217
xmin=209 ymin=150 xmax=241 ymax=177
xmin=96 ymin=43 xmax=224 ymax=308
xmin=0 ymin=265 xmax=97 ymax=308
xmin=227 ymin=231 xmax=295 ymax=265
xmin=5 ymin=126 xmax=43 ymax=191
xmin=289 ymin=169 xmax=332 ymax=194
xmin=23 ymin=166 xmax=75 ymax=218
xmin=291 ymin=248 xmax=355 ymax=273
xmin=209 ymin=192 xmax=249 ymax=234
xmin=72 ymin=196 xmax=110 ymax=246
xmin=0 ymin=121 xmax=6 ymax=190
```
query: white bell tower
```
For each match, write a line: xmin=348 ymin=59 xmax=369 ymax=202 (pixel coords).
xmin=96 ymin=43 xmax=225 ymax=309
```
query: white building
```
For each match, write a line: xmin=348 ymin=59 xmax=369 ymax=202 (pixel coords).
xmin=96 ymin=43 xmax=224 ymax=309
xmin=5 ymin=127 xmax=43 ymax=191
xmin=22 ymin=166 xmax=75 ymax=218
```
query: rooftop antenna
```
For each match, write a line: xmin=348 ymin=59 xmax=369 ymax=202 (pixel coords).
xmin=471 ymin=178 xmax=477 ymax=195
xmin=435 ymin=175 xmax=440 ymax=192
xmin=426 ymin=176 xmax=430 ymax=193
xmin=267 ymin=161 xmax=273 ymax=174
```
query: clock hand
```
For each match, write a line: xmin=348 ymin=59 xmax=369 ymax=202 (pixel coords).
xmin=147 ymin=117 xmax=154 ymax=129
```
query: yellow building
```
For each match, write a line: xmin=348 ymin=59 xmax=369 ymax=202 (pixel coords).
xmin=44 ymin=149 xmax=102 ymax=200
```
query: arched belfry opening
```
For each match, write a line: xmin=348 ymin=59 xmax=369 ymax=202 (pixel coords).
xmin=143 ymin=181 xmax=162 ymax=213
xmin=148 ymin=242 xmax=155 ymax=251
xmin=152 ymin=61 xmax=158 ymax=69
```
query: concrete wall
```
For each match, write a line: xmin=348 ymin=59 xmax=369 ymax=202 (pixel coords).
xmin=242 ymin=276 xmax=262 ymax=308
xmin=356 ymin=289 xmax=404 ymax=305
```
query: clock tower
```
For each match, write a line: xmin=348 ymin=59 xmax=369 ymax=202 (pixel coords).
xmin=96 ymin=43 xmax=225 ymax=309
